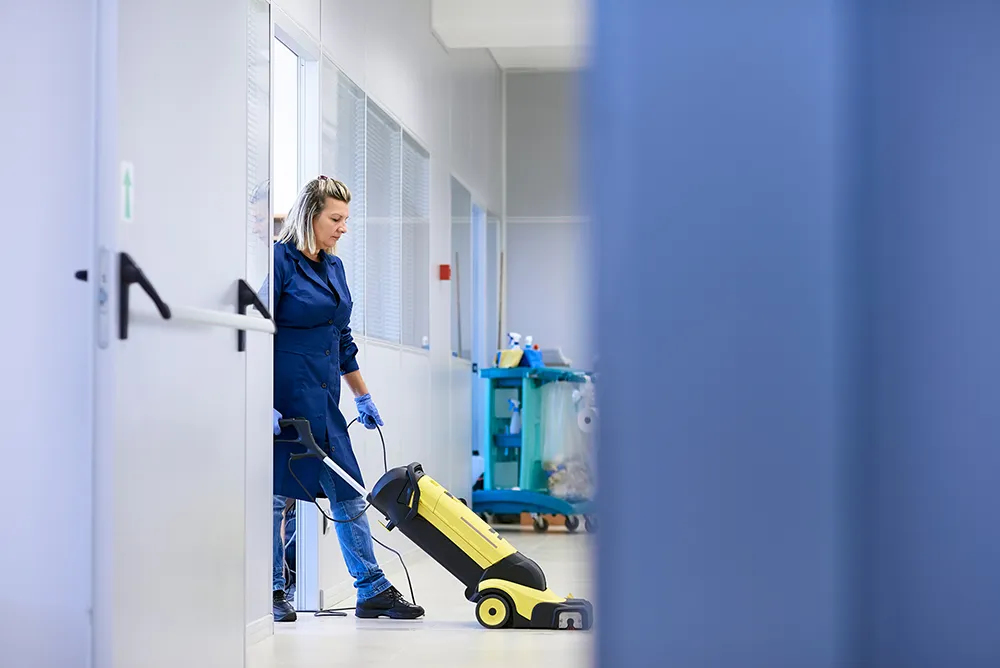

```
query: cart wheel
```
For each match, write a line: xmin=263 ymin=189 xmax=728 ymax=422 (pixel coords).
xmin=564 ymin=515 xmax=581 ymax=533
xmin=585 ymin=516 xmax=598 ymax=534
xmin=475 ymin=592 xmax=513 ymax=629
xmin=533 ymin=515 xmax=550 ymax=532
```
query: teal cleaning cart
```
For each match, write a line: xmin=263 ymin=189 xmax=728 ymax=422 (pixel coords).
xmin=473 ymin=366 xmax=596 ymax=533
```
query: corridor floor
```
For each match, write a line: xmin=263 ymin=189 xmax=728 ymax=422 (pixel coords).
xmin=247 ymin=526 xmax=595 ymax=668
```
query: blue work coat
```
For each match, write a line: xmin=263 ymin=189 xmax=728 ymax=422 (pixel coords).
xmin=268 ymin=241 xmax=364 ymax=502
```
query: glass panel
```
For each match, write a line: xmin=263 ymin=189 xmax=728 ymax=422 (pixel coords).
xmin=246 ymin=0 xmax=270 ymax=303
xmin=272 ymin=38 xmax=299 ymax=222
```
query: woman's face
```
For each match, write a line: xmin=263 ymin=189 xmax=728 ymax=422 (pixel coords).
xmin=312 ymin=197 xmax=349 ymax=249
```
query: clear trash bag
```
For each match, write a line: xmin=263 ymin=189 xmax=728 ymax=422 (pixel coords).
xmin=540 ymin=379 xmax=596 ymax=501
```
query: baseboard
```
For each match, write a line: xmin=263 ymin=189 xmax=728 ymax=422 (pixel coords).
xmin=319 ymin=545 xmax=424 ymax=610
xmin=246 ymin=614 xmax=273 ymax=646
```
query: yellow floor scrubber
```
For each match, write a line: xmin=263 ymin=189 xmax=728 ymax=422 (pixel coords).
xmin=280 ymin=418 xmax=594 ymax=630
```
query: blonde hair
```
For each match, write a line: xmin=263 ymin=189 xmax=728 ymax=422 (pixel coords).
xmin=277 ymin=175 xmax=352 ymax=255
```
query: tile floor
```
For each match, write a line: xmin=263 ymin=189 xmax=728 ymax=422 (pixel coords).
xmin=247 ymin=526 xmax=596 ymax=668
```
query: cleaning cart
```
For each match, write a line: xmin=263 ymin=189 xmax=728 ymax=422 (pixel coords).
xmin=473 ymin=366 xmax=597 ymax=533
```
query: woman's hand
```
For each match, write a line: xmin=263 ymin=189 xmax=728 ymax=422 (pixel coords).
xmin=273 ymin=408 xmax=282 ymax=435
xmin=354 ymin=394 xmax=384 ymax=429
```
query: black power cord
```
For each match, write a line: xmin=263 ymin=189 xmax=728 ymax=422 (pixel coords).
xmin=286 ymin=417 xmax=416 ymax=615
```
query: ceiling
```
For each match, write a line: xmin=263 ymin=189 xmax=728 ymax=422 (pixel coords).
xmin=431 ymin=0 xmax=590 ymax=70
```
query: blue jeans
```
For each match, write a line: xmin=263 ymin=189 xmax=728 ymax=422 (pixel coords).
xmin=273 ymin=465 xmax=391 ymax=602
xmin=272 ymin=496 xmax=292 ymax=593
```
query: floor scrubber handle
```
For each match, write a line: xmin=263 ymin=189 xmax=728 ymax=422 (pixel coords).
xmin=276 ymin=417 xmax=369 ymax=498
xmin=276 ymin=417 xmax=327 ymax=459
xmin=403 ymin=463 xmax=423 ymax=522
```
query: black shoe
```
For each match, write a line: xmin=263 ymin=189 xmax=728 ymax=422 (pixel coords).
xmin=356 ymin=587 xmax=425 ymax=620
xmin=273 ymin=589 xmax=297 ymax=622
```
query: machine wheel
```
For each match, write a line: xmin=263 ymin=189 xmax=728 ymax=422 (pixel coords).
xmin=585 ymin=516 xmax=598 ymax=533
xmin=532 ymin=515 xmax=550 ymax=532
xmin=475 ymin=592 xmax=513 ymax=629
xmin=564 ymin=515 xmax=581 ymax=533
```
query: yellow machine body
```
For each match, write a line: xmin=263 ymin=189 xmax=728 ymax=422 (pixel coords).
xmin=412 ymin=473 xmax=518 ymax=567
xmin=369 ymin=463 xmax=594 ymax=630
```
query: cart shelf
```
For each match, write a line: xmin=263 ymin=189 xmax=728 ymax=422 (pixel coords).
xmin=472 ymin=489 xmax=593 ymax=519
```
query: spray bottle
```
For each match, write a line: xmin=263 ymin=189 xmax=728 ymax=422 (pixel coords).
xmin=508 ymin=398 xmax=522 ymax=435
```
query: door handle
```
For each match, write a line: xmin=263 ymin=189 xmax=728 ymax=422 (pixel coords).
xmin=236 ymin=278 xmax=272 ymax=352
xmin=119 ymin=252 xmax=171 ymax=340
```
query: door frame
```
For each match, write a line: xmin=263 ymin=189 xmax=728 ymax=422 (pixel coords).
xmin=91 ymin=0 xmax=119 ymax=663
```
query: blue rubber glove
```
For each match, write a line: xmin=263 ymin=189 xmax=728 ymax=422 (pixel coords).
xmin=354 ymin=394 xmax=384 ymax=430
xmin=273 ymin=408 xmax=282 ymax=435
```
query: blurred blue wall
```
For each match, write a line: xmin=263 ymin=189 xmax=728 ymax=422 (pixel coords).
xmin=588 ymin=2 xmax=1000 ymax=667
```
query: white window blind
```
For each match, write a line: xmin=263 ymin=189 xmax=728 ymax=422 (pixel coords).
xmin=365 ymin=100 xmax=402 ymax=343
xmin=401 ymin=132 xmax=430 ymax=349
xmin=246 ymin=0 xmax=270 ymax=306
xmin=322 ymin=61 xmax=366 ymax=334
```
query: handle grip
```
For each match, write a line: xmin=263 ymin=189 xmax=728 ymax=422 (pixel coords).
xmin=237 ymin=279 xmax=273 ymax=352
xmin=119 ymin=252 xmax=171 ymax=340
xmin=403 ymin=463 xmax=423 ymax=522
xmin=383 ymin=462 xmax=423 ymax=531
xmin=275 ymin=417 xmax=326 ymax=460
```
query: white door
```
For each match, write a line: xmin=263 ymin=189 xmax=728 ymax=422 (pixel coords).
xmin=1 ymin=1 xmax=100 ymax=666
xmin=91 ymin=0 xmax=275 ymax=666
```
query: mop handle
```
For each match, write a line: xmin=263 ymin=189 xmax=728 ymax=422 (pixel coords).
xmin=276 ymin=418 xmax=369 ymax=498
xmin=318 ymin=454 xmax=368 ymax=498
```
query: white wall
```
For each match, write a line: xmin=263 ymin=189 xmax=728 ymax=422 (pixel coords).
xmin=506 ymin=222 xmax=591 ymax=368
xmin=450 ymin=49 xmax=504 ymax=212
xmin=505 ymin=71 xmax=591 ymax=367
xmin=1 ymin=2 xmax=96 ymax=666
xmin=271 ymin=0 xmax=503 ymax=613
xmin=506 ymin=71 xmax=581 ymax=219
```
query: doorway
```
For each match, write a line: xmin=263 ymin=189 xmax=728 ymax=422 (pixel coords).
xmin=268 ymin=18 xmax=324 ymax=615
xmin=451 ymin=178 xmax=493 ymax=476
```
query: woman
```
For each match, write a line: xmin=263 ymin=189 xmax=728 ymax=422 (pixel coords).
xmin=268 ymin=175 xmax=423 ymax=623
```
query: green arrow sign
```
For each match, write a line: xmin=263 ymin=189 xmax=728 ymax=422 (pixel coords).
xmin=121 ymin=161 xmax=134 ymax=223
